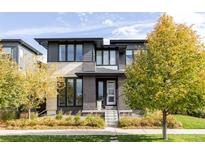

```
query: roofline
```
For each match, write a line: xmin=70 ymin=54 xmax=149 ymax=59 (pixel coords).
xmin=35 ymin=37 xmax=104 ymax=49
xmin=110 ymin=39 xmax=147 ymax=44
xmin=0 ymin=39 xmax=42 ymax=55
xmin=35 ymin=37 xmax=104 ymax=41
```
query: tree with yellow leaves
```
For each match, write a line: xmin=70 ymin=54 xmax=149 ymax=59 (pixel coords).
xmin=0 ymin=47 xmax=26 ymax=110
xmin=124 ymin=14 xmax=205 ymax=140
xmin=22 ymin=62 xmax=61 ymax=119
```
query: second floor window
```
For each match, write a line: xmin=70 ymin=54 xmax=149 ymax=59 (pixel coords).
xmin=96 ymin=50 xmax=116 ymax=65
xmin=126 ymin=50 xmax=133 ymax=65
xmin=59 ymin=45 xmax=66 ymax=61
xmin=67 ymin=44 xmax=74 ymax=61
xmin=76 ymin=44 xmax=83 ymax=61
xmin=59 ymin=44 xmax=83 ymax=62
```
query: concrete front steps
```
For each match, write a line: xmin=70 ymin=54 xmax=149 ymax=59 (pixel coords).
xmin=105 ymin=110 xmax=118 ymax=127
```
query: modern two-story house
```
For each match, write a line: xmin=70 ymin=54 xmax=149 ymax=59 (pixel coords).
xmin=35 ymin=38 xmax=146 ymax=125
xmin=0 ymin=39 xmax=43 ymax=70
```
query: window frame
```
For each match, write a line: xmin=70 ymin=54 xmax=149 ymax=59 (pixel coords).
xmin=96 ymin=50 xmax=117 ymax=66
xmin=57 ymin=78 xmax=83 ymax=107
xmin=58 ymin=44 xmax=84 ymax=62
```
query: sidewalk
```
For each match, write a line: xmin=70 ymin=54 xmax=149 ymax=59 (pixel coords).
xmin=1 ymin=128 xmax=205 ymax=136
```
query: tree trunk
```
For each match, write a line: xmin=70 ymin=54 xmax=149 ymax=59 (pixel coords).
xmin=162 ymin=110 xmax=168 ymax=140
xmin=28 ymin=108 xmax=31 ymax=120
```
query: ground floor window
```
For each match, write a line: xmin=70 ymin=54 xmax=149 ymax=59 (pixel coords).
xmin=57 ymin=78 xmax=83 ymax=107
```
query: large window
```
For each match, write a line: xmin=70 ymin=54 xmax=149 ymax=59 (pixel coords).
xmin=2 ymin=47 xmax=18 ymax=62
xmin=103 ymin=50 xmax=109 ymax=65
xmin=76 ymin=45 xmax=83 ymax=61
xmin=67 ymin=44 xmax=74 ymax=61
xmin=58 ymin=78 xmax=83 ymax=107
xmin=96 ymin=50 xmax=116 ymax=65
xmin=96 ymin=50 xmax=102 ymax=65
xmin=126 ymin=50 xmax=133 ymax=65
xmin=76 ymin=79 xmax=83 ymax=106
xmin=67 ymin=79 xmax=74 ymax=106
xmin=59 ymin=45 xmax=66 ymax=61
xmin=110 ymin=50 xmax=116 ymax=65
xmin=59 ymin=44 xmax=83 ymax=61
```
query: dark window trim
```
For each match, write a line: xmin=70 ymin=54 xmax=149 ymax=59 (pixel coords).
xmin=58 ymin=43 xmax=84 ymax=62
xmin=95 ymin=50 xmax=117 ymax=66
xmin=57 ymin=77 xmax=83 ymax=107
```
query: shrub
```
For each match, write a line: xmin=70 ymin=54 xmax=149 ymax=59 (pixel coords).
xmin=5 ymin=113 xmax=105 ymax=129
xmin=119 ymin=111 xmax=182 ymax=128
xmin=65 ymin=115 xmax=74 ymax=126
xmin=55 ymin=110 xmax=63 ymax=120
xmin=74 ymin=113 xmax=83 ymax=126
xmin=85 ymin=114 xmax=105 ymax=128
xmin=0 ymin=111 xmax=18 ymax=121
xmin=30 ymin=112 xmax=38 ymax=120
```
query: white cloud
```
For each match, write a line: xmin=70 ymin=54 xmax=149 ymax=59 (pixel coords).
xmin=102 ymin=19 xmax=114 ymax=27
xmin=111 ymin=22 xmax=155 ymax=39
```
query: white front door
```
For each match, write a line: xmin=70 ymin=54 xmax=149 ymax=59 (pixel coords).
xmin=106 ymin=80 xmax=116 ymax=105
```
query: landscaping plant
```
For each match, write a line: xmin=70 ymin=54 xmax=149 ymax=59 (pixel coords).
xmin=119 ymin=111 xmax=182 ymax=128
xmin=124 ymin=14 xmax=205 ymax=140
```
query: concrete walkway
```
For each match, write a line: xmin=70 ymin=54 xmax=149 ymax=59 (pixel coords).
xmin=1 ymin=128 xmax=205 ymax=136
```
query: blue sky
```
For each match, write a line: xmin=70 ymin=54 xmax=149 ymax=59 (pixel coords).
xmin=0 ymin=12 xmax=205 ymax=60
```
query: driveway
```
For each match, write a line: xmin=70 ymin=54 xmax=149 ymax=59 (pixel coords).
xmin=1 ymin=128 xmax=205 ymax=135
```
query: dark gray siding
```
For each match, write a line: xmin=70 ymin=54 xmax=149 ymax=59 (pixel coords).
xmin=83 ymin=76 xmax=96 ymax=110
xmin=117 ymin=76 xmax=130 ymax=110
xmin=48 ymin=42 xmax=59 ymax=62
xmin=126 ymin=43 xmax=145 ymax=50
xmin=83 ymin=43 xmax=94 ymax=61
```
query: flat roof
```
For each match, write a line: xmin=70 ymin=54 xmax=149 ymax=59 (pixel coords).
xmin=35 ymin=38 xmax=104 ymax=49
xmin=110 ymin=39 xmax=147 ymax=44
xmin=0 ymin=39 xmax=42 ymax=55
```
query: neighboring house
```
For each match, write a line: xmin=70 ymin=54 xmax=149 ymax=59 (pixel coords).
xmin=0 ymin=39 xmax=43 ymax=70
xmin=35 ymin=38 xmax=146 ymax=119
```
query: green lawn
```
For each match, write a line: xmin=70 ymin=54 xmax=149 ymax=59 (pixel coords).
xmin=0 ymin=135 xmax=111 ymax=142
xmin=174 ymin=115 xmax=205 ymax=129
xmin=118 ymin=134 xmax=205 ymax=142
xmin=1 ymin=135 xmax=205 ymax=142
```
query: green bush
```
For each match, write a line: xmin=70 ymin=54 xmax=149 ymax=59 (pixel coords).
xmin=0 ymin=111 xmax=18 ymax=121
xmin=65 ymin=115 xmax=74 ymax=126
xmin=85 ymin=114 xmax=105 ymax=128
xmin=74 ymin=113 xmax=83 ymax=126
xmin=119 ymin=111 xmax=182 ymax=128
xmin=55 ymin=110 xmax=63 ymax=120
